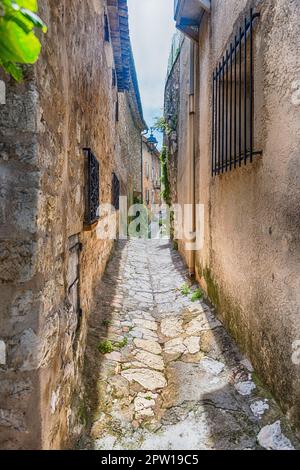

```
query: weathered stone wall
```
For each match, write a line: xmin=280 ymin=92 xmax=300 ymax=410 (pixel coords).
xmin=168 ymin=0 xmax=300 ymax=432
xmin=164 ymin=50 xmax=181 ymax=207
xmin=0 ymin=0 xmax=142 ymax=449
xmin=118 ymin=93 xmax=142 ymax=206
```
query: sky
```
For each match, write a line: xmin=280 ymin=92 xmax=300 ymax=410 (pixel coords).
xmin=127 ymin=0 xmax=176 ymax=148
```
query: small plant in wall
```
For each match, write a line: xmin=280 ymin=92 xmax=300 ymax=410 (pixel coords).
xmin=0 ymin=0 xmax=47 ymax=81
xmin=98 ymin=340 xmax=114 ymax=354
xmin=98 ymin=337 xmax=128 ymax=354
xmin=180 ymin=283 xmax=191 ymax=296
xmin=159 ymin=146 xmax=171 ymax=206
xmin=191 ymin=288 xmax=203 ymax=302
xmin=153 ymin=116 xmax=173 ymax=135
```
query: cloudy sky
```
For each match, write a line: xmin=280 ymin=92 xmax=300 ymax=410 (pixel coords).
xmin=127 ymin=0 xmax=176 ymax=147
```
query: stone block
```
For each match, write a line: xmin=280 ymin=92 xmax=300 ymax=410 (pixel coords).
xmin=0 ymin=241 xmax=36 ymax=283
xmin=0 ymin=409 xmax=27 ymax=432
xmin=0 ymin=80 xmax=5 ymax=105
xmin=11 ymin=291 xmax=35 ymax=318
xmin=0 ymin=340 xmax=6 ymax=365
xmin=0 ymin=378 xmax=32 ymax=401
xmin=0 ymin=85 xmax=38 ymax=133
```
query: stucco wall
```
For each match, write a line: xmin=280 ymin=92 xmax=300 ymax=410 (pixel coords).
xmin=176 ymin=39 xmax=194 ymax=268
xmin=167 ymin=0 xmax=300 ymax=432
xmin=0 ymin=0 xmax=141 ymax=449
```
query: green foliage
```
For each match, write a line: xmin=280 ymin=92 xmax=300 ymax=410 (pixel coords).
xmin=98 ymin=337 xmax=128 ymax=354
xmin=160 ymin=146 xmax=171 ymax=206
xmin=98 ymin=340 xmax=114 ymax=354
xmin=153 ymin=116 xmax=172 ymax=135
xmin=191 ymin=288 xmax=203 ymax=302
xmin=180 ymin=283 xmax=191 ymax=296
xmin=0 ymin=0 xmax=47 ymax=80
xmin=128 ymin=204 xmax=150 ymax=239
xmin=153 ymin=115 xmax=177 ymax=136
xmin=114 ymin=337 xmax=128 ymax=350
xmin=133 ymin=194 xmax=142 ymax=205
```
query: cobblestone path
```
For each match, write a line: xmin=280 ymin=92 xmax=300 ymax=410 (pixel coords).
xmin=79 ymin=239 xmax=298 ymax=450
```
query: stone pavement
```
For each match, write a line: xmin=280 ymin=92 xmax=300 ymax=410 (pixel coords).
xmin=78 ymin=239 xmax=299 ymax=450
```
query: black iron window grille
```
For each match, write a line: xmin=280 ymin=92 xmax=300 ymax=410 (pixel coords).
xmin=112 ymin=172 xmax=120 ymax=210
xmin=212 ymin=9 xmax=262 ymax=176
xmin=83 ymin=148 xmax=100 ymax=225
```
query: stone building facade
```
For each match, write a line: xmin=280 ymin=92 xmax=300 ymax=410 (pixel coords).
xmin=142 ymin=137 xmax=161 ymax=209
xmin=166 ymin=0 xmax=300 ymax=433
xmin=0 ymin=0 xmax=145 ymax=449
xmin=164 ymin=33 xmax=182 ymax=209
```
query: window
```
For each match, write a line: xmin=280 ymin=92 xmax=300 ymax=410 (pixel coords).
xmin=112 ymin=68 xmax=116 ymax=88
xmin=83 ymin=148 xmax=100 ymax=225
xmin=211 ymin=9 xmax=262 ymax=176
xmin=68 ymin=234 xmax=83 ymax=340
xmin=115 ymin=96 xmax=119 ymax=122
xmin=146 ymin=189 xmax=150 ymax=205
xmin=104 ymin=13 xmax=110 ymax=42
xmin=112 ymin=172 xmax=120 ymax=210
xmin=145 ymin=162 xmax=149 ymax=179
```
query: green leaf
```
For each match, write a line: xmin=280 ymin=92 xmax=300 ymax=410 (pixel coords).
xmin=4 ymin=13 xmax=33 ymax=33
xmin=0 ymin=0 xmax=46 ymax=80
xmin=1 ymin=59 xmax=22 ymax=80
xmin=20 ymin=8 xmax=47 ymax=32
xmin=0 ymin=20 xmax=41 ymax=63
xmin=15 ymin=0 xmax=37 ymax=12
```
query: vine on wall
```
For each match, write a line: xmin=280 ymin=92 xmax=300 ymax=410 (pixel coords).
xmin=160 ymin=146 xmax=171 ymax=206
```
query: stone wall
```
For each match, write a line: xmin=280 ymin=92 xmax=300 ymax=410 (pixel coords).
xmin=164 ymin=50 xmax=181 ymax=207
xmin=118 ymin=93 xmax=143 ymax=206
xmin=166 ymin=0 xmax=300 ymax=433
xmin=0 ymin=0 xmax=143 ymax=449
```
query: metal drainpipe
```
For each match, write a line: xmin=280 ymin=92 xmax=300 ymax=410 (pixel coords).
xmin=189 ymin=41 xmax=196 ymax=277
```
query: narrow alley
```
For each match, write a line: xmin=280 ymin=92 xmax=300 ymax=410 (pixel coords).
xmin=79 ymin=239 xmax=298 ymax=451
xmin=1 ymin=0 xmax=300 ymax=455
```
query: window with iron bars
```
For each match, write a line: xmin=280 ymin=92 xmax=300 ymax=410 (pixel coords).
xmin=112 ymin=172 xmax=120 ymax=210
xmin=211 ymin=9 xmax=262 ymax=176
xmin=83 ymin=148 xmax=100 ymax=225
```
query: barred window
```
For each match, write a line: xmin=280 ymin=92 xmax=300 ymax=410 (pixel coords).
xmin=212 ymin=9 xmax=262 ymax=176
xmin=83 ymin=148 xmax=100 ymax=226
xmin=112 ymin=172 xmax=120 ymax=210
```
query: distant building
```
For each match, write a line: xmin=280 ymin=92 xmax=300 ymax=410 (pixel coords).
xmin=142 ymin=136 xmax=161 ymax=210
